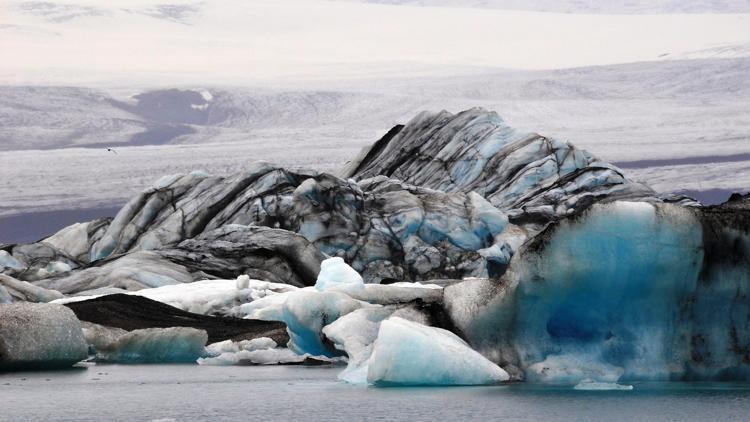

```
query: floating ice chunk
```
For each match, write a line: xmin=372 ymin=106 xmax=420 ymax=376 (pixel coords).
xmin=199 ymin=347 xmax=309 ymax=365
xmin=0 ymin=303 xmax=88 ymax=370
xmin=525 ymin=353 xmax=624 ymax=384
xmin=315 ymin=257 xmax=364 ymax=292
xmin=205 ymin=337 xmax=278 ymax=356
xmin=574 ymin=379 xmax=633 ymax=391
xmin=199 ymin=347 xmax=312 ymax=365
xmin=96 ymin=327 xmax=208 ymax=363
xmin=446 ymin=202 xmax=707 ymax=383
xmin=199 ymin=337 xmax=334 ymax=365
xmin=366 ymin=317 xmax=509 ymax=386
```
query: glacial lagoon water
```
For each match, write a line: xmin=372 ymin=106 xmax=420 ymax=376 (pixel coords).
xmin=3 ymin=365 xmax=750 ymax=421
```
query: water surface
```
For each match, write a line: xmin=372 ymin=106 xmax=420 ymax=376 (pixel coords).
xmin=2 ymin=365 xmax=750 ymax=421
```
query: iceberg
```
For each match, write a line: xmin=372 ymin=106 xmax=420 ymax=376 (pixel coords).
xmin=445 ymin=199 xmax=750 ymax=383
xmin=205 ymin=337 xmax=278 ymax=355
xmin=366 ymin=317 xmax=509 ymax=386
xmin=510 ymin=202 xmax=703 ymax=382
xmin=198 ymin=337 xmax=333 ymax=365
xmin=0 ymin=303 xmax=88 ymax=370
xmin=95 ymin=327 xmax=208 ymax=363
xmin=323 ymin=305 xmax=433 ymax=384
xmin=322 ymin=306 xmax=396 ymax=384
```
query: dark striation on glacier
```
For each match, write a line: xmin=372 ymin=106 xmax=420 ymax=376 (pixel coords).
xmin=1 ymin=107 xmax=748 ymax=381
xmin=6 ymin=160 xmax=513 ymax=291
xmin=65 ymin=294 xmax=290 ymax=345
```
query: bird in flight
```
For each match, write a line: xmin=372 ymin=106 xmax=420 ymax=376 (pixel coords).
xmin=106 ymin=148 xmax=118 ymax=154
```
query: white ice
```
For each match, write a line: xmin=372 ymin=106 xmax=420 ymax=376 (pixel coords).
xmin=198 ymin=337 xmax=334 ymax=366
xmin=573 ymin=379 xmax=634 ymax=391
